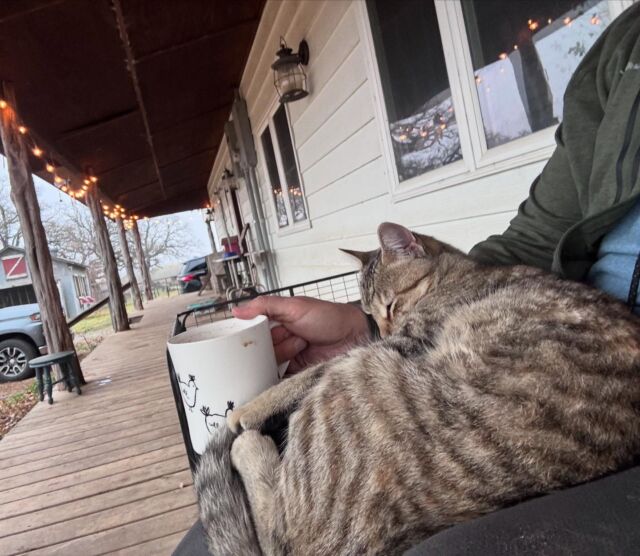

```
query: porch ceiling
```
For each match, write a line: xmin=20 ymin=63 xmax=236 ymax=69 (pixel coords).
xmin=0 ymin=0 xmax=264 ymax=217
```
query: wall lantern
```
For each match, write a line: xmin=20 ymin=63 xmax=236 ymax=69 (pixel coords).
xmin=271 ymin=38 xmax=310 ymax=103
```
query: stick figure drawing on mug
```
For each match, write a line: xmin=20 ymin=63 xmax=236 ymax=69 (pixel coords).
xmin=200 ymin=401 xmax=235 ymax=433
xmin=177 ymin=373 xmax=199 ymax=411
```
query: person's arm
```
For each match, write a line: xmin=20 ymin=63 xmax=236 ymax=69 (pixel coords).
xmin=232 ymin=296 xmax=371 ymax=373
xmin=469 ymin=130 xmax=582 ymax=271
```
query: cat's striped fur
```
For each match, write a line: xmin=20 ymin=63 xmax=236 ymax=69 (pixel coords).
xmin=196 ymin=222 xmax=640 ymax=555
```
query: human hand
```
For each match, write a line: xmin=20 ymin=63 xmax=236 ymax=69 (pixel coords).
xmin=232 ymin=296 xmax=370 ymax=372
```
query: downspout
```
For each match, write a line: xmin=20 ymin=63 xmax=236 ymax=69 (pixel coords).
xmin=225 ymin=91 xmax=278 ymax=289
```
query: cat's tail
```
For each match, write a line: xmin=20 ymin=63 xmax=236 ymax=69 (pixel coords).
xmin=195 ymin=425 xmax=263 ymax=556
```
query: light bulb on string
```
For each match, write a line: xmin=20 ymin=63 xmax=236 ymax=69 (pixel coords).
xmin=45 ymin=163 xmax=55 ymax=173
xmin=0 ymin=100 xmax=7 ymax=109
xmin=54 ymin=175 xmax=62 ymax=185
xmin=82 ymin=184 xmax=88 ymax=191
xmin=83 ymin=178 xmax=90 ymax=186
xmin=18 ymin=126 xmax=27 ymax=135
xmin=61 ymin=185 xmax=69 ymax=193
xmin=32 ymin=146 xmax=43 ymax=157
xmin=90 ymin=176 xmax=98 ymax=183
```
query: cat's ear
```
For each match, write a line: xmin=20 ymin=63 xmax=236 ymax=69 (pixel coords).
xmin=378 ymin=222 xmax=426 ymax=258
xmin=340 ymin=248 xmax=377 ymax=267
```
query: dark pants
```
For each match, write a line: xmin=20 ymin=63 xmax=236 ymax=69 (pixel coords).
xmin=174 ymin=465 xmax=640 ymax=555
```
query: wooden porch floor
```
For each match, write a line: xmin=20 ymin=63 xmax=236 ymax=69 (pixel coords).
xmin=0 ymin=292 xmax=208 ymax=555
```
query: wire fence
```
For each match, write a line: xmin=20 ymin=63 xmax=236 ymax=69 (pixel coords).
xmin=174 ymin=270 xmax=360 ymax=332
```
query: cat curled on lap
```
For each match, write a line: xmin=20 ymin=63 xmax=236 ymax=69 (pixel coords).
xmin=195 ymin=222 xmax=640 ymax=556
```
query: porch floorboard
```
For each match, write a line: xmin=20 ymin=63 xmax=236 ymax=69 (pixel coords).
xmin=0 ymin=292 xmax=208 ymax=555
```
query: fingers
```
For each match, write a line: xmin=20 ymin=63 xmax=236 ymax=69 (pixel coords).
xmin=274 ymin=336 xmax=308 ymax=364
xmin=232 ymin=296 xmax=295 ymax=322
xmin=270 ymin=325 xmax=291 ymax=345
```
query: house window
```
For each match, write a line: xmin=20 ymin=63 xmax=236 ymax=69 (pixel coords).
xmin=367 ymin=0 xmax=463 ymax=182
xmin=260 ymin=105 xmax=308 ymax=230
xmin=462 ymin=0 xmax=611 ymax=149
xmin=73 ymin=275 xmax=88 ymax=297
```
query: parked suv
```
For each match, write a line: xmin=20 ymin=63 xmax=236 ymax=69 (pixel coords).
xmin=0 ymin=304 xmax=47 ymax=381
xmin=177 ymin=256 xmax=208 ymax=293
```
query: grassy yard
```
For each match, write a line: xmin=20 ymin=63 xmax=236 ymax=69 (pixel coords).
xmin=0 ymin=379 xmax=38 ymax=439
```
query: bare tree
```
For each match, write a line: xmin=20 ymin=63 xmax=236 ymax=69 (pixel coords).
xmin=0 ymin=175 xmax=24 ymax=248
xmin=138 ymin=215 xmax=196 ymax=269
xmin=44 ymin=203 xmax=197 ymax=289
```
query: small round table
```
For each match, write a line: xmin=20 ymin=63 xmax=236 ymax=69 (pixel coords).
xmin=29 ymin=351 xmax=81 ymax=405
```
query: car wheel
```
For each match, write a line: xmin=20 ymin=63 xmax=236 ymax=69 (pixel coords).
xmin=0 ymin=338 xmax=37 ymax=382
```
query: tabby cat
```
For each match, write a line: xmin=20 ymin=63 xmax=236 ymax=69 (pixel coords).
xmin=195 ymin=222 xmax=640 ymax=556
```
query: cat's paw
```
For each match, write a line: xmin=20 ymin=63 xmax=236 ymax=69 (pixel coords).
xmin=227 ymin=403 xmax=262 ymax=433
xmin=230 ymin=430 xmax=278 ymax=475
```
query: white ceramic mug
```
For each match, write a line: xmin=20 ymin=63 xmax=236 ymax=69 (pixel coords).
xmin=167 ymin=315 xmax=288 ymax=454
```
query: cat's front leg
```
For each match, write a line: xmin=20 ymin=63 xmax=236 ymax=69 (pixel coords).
xmin=228 ymin=361 xmax=327 ymax=433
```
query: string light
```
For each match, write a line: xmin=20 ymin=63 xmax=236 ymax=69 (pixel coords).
xmin=498 ymin=52 xmax=507 ymax=60
xmin=0 ymin=98 xmax=100 ymax=201
xmin=563 ymin=16 xmax=572 ymax=25
xmin=528 ymin=19 xmax=539 ymax=31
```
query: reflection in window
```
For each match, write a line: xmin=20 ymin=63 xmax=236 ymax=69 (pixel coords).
xmin=273 ymin=106 xmax=307 ymax=223
xmin=261 ymin=128 xmax=289 ymax=228
xmin=462 ymin=0 xmax=610 ymax=148
xmin=367 ymin=0 xmax=462 ymax=182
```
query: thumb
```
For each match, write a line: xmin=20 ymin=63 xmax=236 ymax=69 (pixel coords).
xmin=232 ymin=296 xmax=293 ymax=322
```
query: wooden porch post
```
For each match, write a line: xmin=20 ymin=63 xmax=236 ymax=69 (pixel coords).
xmin=131 ymin=219 xmax=154 ymax=302
xmin=86 ymin=187 xmax=130 ymax=332
xmin=116 ymin=217 xmax=143 ymax=311
xmin=0 ymin=82 xmax=85 ymax=384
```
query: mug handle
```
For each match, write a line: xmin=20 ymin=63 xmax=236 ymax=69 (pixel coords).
xmin=269 ymin=320 xmax=290 ymax=378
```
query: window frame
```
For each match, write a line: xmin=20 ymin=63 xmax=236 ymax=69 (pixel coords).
xmin=357 ymin=0 xmax=635 ymax=203
xmin=256 ymin=98 xmax=311 ymax=236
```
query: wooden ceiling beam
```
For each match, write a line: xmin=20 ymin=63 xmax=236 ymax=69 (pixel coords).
xmin=112 ymin=0 xmax=167 ymax=200
xmin=57 ymin=108 xmax=139 ymax=141
xmin=0 ymin=0 xmax=65 ymax=24
xmin=135 ymin=16 xmax=260 ymax=64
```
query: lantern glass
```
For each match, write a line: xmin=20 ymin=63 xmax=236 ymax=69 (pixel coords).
xmin=274 ymin=61 xmax=307 ymax=103
xmin=271 ymin=40 xmax=309 ymax=104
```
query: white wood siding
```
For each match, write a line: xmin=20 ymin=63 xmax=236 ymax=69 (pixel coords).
xmin=208 ymin=0 xmax=547 ymax=287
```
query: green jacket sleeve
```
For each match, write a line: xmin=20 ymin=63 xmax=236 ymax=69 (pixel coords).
xmin=468 ymin=126 xmax=583 ymax=272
